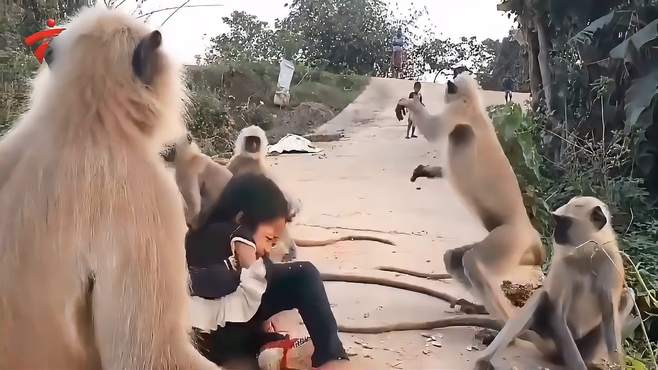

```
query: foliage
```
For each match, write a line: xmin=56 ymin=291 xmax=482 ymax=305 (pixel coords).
xmin=205 ymin=11 xmax=281 ymax=64
xmin=185 ymin=62 xmax=366 ymax=155
xmin=488 ymin=104 xmax=552 ymax=236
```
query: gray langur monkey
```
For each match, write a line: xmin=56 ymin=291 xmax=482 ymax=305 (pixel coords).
xmin=165 ymin=134 xmax=233 ymax=230
xmin=228 ymin=125 xmax=395 ymax=262
xmin=227 ymin=124 xmax=268 ymax=176
xmin=474 ymin=196 xmax=633 ymax=370
xmin=397 ymin=73 xmax=546 ymax=318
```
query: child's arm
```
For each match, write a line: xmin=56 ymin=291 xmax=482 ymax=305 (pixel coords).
xmin=234 ymin=242 xmax=257 ymax=268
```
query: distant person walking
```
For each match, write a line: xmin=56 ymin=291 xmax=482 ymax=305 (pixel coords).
xmin=503 ymin=76 xmax=514 ymax=103
xmin=391 ymin=27 xmax=405 ymax=78
xmin=406 ymin=81 xmax=423 ymax=139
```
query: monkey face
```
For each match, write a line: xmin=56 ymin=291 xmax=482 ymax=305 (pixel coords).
xmin=552 ymin=196 xmax=610 ymax=247
xmin=244 ymin=136 xmax=261 ymax=154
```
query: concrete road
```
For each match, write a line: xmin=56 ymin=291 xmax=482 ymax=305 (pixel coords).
xmin=267 ymin=78 xmax=554 ymax=370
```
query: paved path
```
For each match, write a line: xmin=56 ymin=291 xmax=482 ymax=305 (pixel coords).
xmin=267 ymin=78 xmax=554 ymax=370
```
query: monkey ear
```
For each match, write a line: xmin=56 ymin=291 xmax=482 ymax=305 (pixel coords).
xmin=447 ymin=81 xmax=458 ymax=94
xmin=590 ymin=206 xmax=607 ymax=231
xmin=132 ymin=30 xmax=162 ymax=85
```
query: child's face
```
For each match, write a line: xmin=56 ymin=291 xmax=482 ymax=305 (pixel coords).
xmin=254 ymin=217 xmax=287 ymax=257
xmin=414 ymin=85 xmax=421 ymax=93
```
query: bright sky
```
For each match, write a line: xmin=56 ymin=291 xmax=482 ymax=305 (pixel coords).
xmin=124 ymin=0 xmax=514 ymax=65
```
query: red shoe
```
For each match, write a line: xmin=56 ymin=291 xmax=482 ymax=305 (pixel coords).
xmin=258 ymin=335 xmax=315 ymax=370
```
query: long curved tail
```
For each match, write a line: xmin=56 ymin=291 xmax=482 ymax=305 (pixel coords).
xmin=338 ymin=315 xmax=501 ymax=334
xmin=294 ymin=235 xmax=395 ymax=247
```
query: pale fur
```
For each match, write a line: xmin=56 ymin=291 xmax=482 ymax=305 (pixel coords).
xmin=232 ymin=124 xmax=268 ymax=160
xmin=476 ymin=196 xmax=628 ymax=369
xmin=0 ymin=5 xmax=218 ymax=370
xmin=173 ymin=135 xmax=233 ymax=230
xmin=401 ymin=73 xmax=545 ymax=320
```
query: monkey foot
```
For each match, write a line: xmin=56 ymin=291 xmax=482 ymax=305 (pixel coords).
xmin=475 ymin=328 xmax=498 ymax=345
xmin=451 ymin=299 xmax=488 ymax=315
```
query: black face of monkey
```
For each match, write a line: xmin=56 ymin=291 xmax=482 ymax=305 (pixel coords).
xmin=552 ymin=205 xmax=608 ymax=246
xmin=244 ymin=136 xmax=261 ymax=154
xmin=552 ymin=214 xmax=573 ymax=245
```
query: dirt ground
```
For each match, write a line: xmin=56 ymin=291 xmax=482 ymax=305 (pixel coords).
xmin=263 ymin=78 xmax=564 ymax=370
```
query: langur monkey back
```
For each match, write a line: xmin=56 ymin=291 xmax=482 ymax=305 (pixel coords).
xmin=168 ymin=133 xmax=233 ymax=230
xmin=0 ymin=5 xmax=217 ymax=370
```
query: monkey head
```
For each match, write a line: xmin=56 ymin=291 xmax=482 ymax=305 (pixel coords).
xmin=552 ymin=196 xmax=612 ymax=248
xmin=33 ymin=4 xmax=186 ymax=148
xmin=235 ymin=125 xmax=268 ymax=158
xmin=244 ymin=135 xmax=261 ymax=154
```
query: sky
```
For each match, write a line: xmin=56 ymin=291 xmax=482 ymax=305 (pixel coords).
xmin=122 ymin=0 xmax=515 ymax=65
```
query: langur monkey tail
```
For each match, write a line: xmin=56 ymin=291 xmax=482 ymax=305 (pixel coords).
xmin=294 ymin=235 xmax=395 ymax=247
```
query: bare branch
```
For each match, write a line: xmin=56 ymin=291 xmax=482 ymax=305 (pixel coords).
xmin=134 ymin=4 xmax=224 ymax=20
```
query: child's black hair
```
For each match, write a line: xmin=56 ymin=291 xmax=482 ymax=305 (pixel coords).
xmin=414 ymin=81 xmax=421 ymax=89
xmin=207 ymin=173 xmax=292 ymax=230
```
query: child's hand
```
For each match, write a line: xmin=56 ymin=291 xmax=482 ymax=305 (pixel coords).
xmin=234 ymin=242 xmax=257 ymax=268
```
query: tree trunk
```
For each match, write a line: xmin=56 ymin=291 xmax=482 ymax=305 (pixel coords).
xmin=523 ymin=19 xmax=541 ymax=106
xmin=534 ymin=13 xmax=554 ymax=115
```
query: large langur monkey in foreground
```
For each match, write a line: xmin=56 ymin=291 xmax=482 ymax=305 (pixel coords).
xmin=397 ymin=74 xmax=546 ymax=319
xmin=168 ymin=133 xmax=233 ymax=230
xmin=0 ymin=6 xmax=218 ymax=370
xmin=227 ymin=126 xmax=394 ymax=262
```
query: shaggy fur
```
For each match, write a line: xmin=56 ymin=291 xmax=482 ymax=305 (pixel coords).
xmin=0 ymin=5 xmax=218 ymax=370
xmin=173 ymin=135 xmax=233 ymax=230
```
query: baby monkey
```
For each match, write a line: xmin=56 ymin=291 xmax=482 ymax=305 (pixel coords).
xmin=475 ymin=196 xmax=632 ymax=370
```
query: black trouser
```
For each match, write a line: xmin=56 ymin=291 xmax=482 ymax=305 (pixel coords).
xmin=196 ymin=261 xmax=348 ymax=369
xmin=505 ymin=90 xmax=512 ymax=102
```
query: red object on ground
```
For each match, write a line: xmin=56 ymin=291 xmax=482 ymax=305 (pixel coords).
xmin=24 ymin=20 xmax=65 ymax=64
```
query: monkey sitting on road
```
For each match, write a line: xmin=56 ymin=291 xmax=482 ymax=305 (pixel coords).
xmin=474 ymin=196 xmax=632 ymax=370
xmin=227 ymin=124 xmax=268 ymax=176
xmin=397 ymin=73 xmax=546 ymax=318
xmin=227 ymin=125 xmax=395 ymax=262
xmin=165 ymin=133 xmax=233 ymax=230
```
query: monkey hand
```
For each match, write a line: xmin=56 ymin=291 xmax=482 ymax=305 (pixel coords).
xmin=473 ymin=359 xmax=495 ymax=370
xmin=410 ymin=165 xmax=443 ymax=182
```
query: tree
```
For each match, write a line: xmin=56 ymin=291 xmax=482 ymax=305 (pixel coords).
xmin=477 ymin=33 xmax=527 ymax=91
xmin=205 ymin=11 xmax=278 ymax=64
xmin=278 ymin=0 xmax=428 ymax=76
